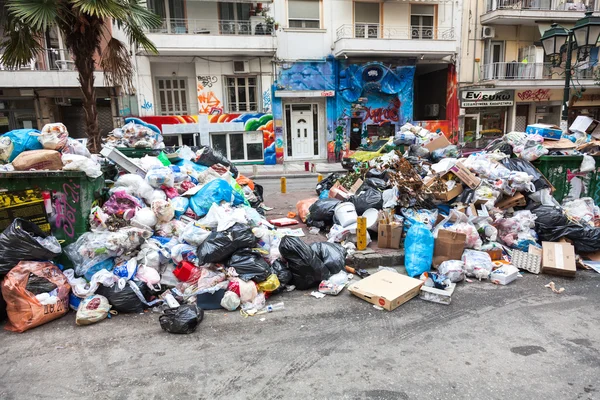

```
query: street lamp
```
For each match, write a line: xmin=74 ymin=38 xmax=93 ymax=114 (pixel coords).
xmin=541 ymin=12 xmax=600 ymax=128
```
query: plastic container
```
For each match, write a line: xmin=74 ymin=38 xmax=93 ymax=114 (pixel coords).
xmin=334 ymin=202 xmax=358 ymax=228
xmin=173 ymin=261 xmax=200 ymax=282
xmin=362 ymin=208 xmax=379 ymax=231
xmin=256 ymin=302 xmax=285 ymax=314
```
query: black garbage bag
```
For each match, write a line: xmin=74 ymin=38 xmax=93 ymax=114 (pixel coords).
xmin=195 ymin=145 xmax=238 ymax=178
xmin=226 ymin=249 xmax=272 ymax=282
xmin=25 ymin=274 xmax=58 ymax=295
xmin=485 ymin=138 xmax=513 ymax=156
xmin=316 ymin=173 xmax=342 ymax=195
xmin=307 ymin=198 xmax=341 ymax=228
xmin=0 ymin=218 xmax=62 ymax=275
xmin=365 ymin=177 xmax=388 ymax=191
xmin=310 ymin=242 xmax=347 ymax=274
xmin=501 ymin=158 xmax=550 ymax=191
xmin=159 ymin=304 xmax=204 ymax=334
xmin=96 ymin=280 xmax=151 ymax=313
xmin=271 ymin=260 xmax=293 ymax=287
xmin=532 ymin=205 xmax=600 ymax=253
xmin=366 ymin=168 xmax=390 ymax=180
xmin=352 ymin=187 xmax=383 ymax=214
xmin=279 ymin=236 xmax=330 ymax=290
xmin=198 ymin=223 xmax=256 ymax=264
xmin=249 ymin=184 xmax=264 ymax=208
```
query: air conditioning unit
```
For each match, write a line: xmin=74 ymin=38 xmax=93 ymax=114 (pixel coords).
xmin=482 ymin=26 xmax=496 ymax=39
xmin=233 ymin=60 xmax=250 ymax=74
xmin=55 ymin=97 xmax=71 ymax=106
xmin=425 ymin=104 xmax=440 ymax=118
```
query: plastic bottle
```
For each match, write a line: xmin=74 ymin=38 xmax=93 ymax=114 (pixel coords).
xmin=255 ymin=302 xmax=285 ymax=315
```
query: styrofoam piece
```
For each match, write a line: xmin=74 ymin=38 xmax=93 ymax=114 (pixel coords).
xmin=419 ymin=282 xmax=456 ymax=305
xmin=100 ymin=147 xmax=147 ymax=177
xmin=490 ymin=265 xmax=519 ymax=285
xmin=511 ymin=249 xmax=541 ymax=274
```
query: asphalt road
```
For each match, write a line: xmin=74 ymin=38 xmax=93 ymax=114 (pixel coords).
xmin=1 ymin=267 xmax=599 ymax=399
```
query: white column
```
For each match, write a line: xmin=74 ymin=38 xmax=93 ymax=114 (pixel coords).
xmin=134 ymin=56 xmax=156 ymax=116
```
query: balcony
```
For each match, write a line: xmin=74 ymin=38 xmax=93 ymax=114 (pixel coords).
xmin=0 ymin=49 xmax=106 ymax=88
xmin=482 ymin=0 xmax=597 ymax=25
xmin=145 ymin=18 xmax=277 ymax=56
xmin=333 ymin=24 xmax=456 ymax=58
xmin=480 ymin=62 xmax=597 ymax=87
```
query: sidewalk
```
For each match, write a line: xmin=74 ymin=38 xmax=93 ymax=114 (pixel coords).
xmin=236 ymin=162 xmax=346 ymax=179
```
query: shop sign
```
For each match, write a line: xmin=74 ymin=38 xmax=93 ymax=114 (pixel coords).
xmin=461 ymin=90 xmax=514 ymax=107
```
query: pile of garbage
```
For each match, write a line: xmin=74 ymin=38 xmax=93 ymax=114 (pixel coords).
xmin=0 ymin=123 xmax=102 ymax=178
xmin=0 ymin=140 xmax=351 ymax=333
xmin=103 ymin=121 xmax=164 ymax=149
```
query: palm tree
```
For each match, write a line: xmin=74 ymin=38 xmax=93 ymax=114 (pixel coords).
xmin=0 ymin=0 xmax=162 ymax=153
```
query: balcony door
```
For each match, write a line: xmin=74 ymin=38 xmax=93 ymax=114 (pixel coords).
xmin=484 ymin=41 xmax=504 ymax=79
xmin=354 ymin=2 xmax=380 ymax=38
xmin=219 ymin=3 xmax=252 ymax=35
xmin=411 ymin=4 xmax=434 ymax=39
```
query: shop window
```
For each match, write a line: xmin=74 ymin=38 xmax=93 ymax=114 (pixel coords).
xmin=226 ymin=76 xmax=258 ymax=112
xmin=288 ymin=0 xmax=320 ymax=29
xmin=210 ymin=131 xmax=264 ymax=162
xmin=411 ymin=4 xmax=434 ymax=39
xmin=157 ymin=78 xmax=188 ymax=115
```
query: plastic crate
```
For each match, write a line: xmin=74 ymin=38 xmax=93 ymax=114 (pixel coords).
xmin=533 ymin=155 xmax=595 ymax=204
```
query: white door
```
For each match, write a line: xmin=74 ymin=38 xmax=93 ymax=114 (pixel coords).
xmin=291 ymin=108 xmax=314 ymax=158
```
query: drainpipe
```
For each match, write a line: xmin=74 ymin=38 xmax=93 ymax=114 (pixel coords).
xmin=472 ymin=0 xmax=479 ymax=84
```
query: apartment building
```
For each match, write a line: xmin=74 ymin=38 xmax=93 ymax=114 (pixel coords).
xmin=459 ymin=0 xmax=600 ymax=148
xmin=135 ymin=0 xmax=462 ymax=164
xmin=0 ymin=3 xmax=119 ymax=137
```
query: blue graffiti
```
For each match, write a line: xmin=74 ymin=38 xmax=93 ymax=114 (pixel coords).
xmin=277 ymin=60 xmax=336 ymax=91
xmin=141 ymin=99 xmax=153 ymax=110
xmin=263 ymin=90 xmax=272 ymax=112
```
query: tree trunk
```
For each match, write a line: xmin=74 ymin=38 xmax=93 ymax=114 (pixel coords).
xmin=79 ymin=68 xmax=100 ymax=153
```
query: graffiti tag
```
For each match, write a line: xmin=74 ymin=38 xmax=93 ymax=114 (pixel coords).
xmin=197 ymin=84 xmax=222 ymax=114
xmin=54 ymin=182 xmax=80 ymax=238
xmin=517 ymin=89 xmax=551 ymax=102
xmin=263 ymin=90 xmax=272 ymax=112
xmin=362 ymin=106 xmax=399 ymax=124
xmin=141 ymin=99 xmax=153 ymax=110
xmin=197 ymin=75 xmax=218 ymax=88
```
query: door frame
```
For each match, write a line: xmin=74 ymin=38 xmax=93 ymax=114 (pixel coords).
xmin=291 ymin=107 xmax=314 ymax=159
xmin=462 ymin=113 xmax=480 ymax=143
xmin=282 ymin=98 xmax=326 ymax=161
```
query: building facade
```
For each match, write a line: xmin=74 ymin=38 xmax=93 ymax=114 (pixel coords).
xmin=459 ymin=0 xmax=600 ymax=149
xmin=135 ymin=0 xmax=462 ymax=164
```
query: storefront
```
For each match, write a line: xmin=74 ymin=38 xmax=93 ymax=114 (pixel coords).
xmin=513 ymin=89 xmax=562 ymax=130
xmin=460 ymin=89 xmax=514 ymax=149
xmin=569 ymin=89 xmax=600 ymax=124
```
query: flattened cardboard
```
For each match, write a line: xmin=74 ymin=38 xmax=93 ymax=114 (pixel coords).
xmin=423 ymin=134 xmax=451 ymax=152
xmin=433 ymin=229 xmax=467 ymax=267
xmin=496 ymin=193 xmax=526 ymax=210
xmin=449 ymin=162 xmax=481 ymax=189
xmin=348 ymin=270 xmax=423 ymax=311
xmin=541 ymin=241 xmax=576 ymax=277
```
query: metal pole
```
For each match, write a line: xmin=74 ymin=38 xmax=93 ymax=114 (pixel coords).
xmin=561 ymin=31 xmax=573 ymax=131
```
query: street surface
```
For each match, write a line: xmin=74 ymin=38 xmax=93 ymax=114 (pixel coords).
xmin=1 ymin=177 xmax=599 ymax=399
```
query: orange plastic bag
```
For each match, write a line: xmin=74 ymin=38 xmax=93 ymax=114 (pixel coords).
xmin=296 ymin=198 xmax=318 ymax=223
xmin=2 ymin=261 xmax=71 ymax=332
xmin=236 ymin=175 xmax=255 ymax=190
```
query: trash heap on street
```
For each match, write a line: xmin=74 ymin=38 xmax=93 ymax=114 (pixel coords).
xmin=2 ymin=115 xmax=600 ymax=333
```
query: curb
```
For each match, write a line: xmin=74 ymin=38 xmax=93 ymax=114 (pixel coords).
xmin=347 ymin=249 xmax=405 ymax=269
xmin=250 ymin=171 xmax=347 ymax=180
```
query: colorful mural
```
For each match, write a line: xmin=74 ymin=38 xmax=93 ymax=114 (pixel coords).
xmin=137 ymin=112 xmax=279 ymax=165
xmin=276 ymin=58 xmax=336 ymax=91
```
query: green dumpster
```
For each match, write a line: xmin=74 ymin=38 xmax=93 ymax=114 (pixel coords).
xmin=116 ymin=148 xmax=160 ymax=158
xmin=533 ymin=155 xmax=597 ymax=204
xmin=0 ymin=171 xmax=104 ymax=246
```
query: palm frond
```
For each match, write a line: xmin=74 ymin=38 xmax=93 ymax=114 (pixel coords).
xmin=0 ymin=20 xmax=44 ymax=68
xmin=6 ymin=0 xmax=62 ymax=30
xmin=100 ymin=37 xmax=133 ymax=92
xmin=124 ymin=0 xmax=163 ymax=30
xmin=121 ymin=22 xmax=158 ymax=54
xmin=71 ymin=0 xmax=127 ymax=20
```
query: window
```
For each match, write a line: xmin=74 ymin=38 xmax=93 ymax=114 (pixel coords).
xmin=288 ymin=0 xmax=320 ymax=29
xmin=157 ymin=78 xmax=188 ymax=115
xmin=354 ymin=2 xmax=380 ymax=38
xmin=411 ymin=4 xmax=434 ymax=39
xmin=226 ymin=76 xmax=258 ymax=112
xmin=210 ymin=131 xmax=264 ymax=161
xmin=219 ymin=3 xmax=251 ymax=35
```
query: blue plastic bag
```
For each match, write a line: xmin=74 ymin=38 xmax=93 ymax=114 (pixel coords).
xmin=172 ymin=196 xmax=190 ymax=218
xmin=404 ymin=222 xmax=434 ymax=277
xmin=189 ymin=179 xmax=245 ymax=217
xmin=0 ymin=129 xmax=43 ymax=162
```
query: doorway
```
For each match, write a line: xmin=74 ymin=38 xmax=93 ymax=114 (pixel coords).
xmin=354 ymin=2 xmax=380 ymax=38
xmin=515 ymin=104 xmax=529 ymax=132
xmin=484 ymin=41 xmax=505 ymax=79
xmin=291 ymin=105 xmax=314 ymax=158
xmin=463 ymin=114 xmax=480 ymax=145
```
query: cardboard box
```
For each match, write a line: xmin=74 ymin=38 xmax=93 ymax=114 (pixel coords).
xmin=378 ymin=221 xmax=403 ymax=249
xmin=570 ymin=115 xmax=600 ymax=135
xmin=433 ymin=229 xmax=467 ymax=267
xmin=490 ymin=265 xmax=519 ymax=285
xmin=449 ymin=162 xmax=481 ymax=189
xmin=423 ymin=134 xmax=451 ymax=152
xmin=329 ymin=182 xmax=351 ymax=201
xmin=424 ymin=177 xmax=464 ymax=201
xmin=419 ymin=283 xmax=456 ymax=305
xmin=348 ymin=270 xmax=423 ymax=311
xmin=495 ymin=193 xmax=526 ymax=210
xmin=526 ymin=124 xmax=563 ymax=141
xmin=541 ymin=241 xmax=576 ymax=277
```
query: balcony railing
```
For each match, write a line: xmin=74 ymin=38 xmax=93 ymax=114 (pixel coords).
xmin=480 ymin=62 xmax=597 ymax=80
xmin=0 ymin=48 xmax=75 ymax=71
xmin=485 ymin=0 xmax=596 ymax=13
xmin=148 ymin=19 xmax=274 ymax=36
xmin=336 ymin=24 xmax=455 ymax=41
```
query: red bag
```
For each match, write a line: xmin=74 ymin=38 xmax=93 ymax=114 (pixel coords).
xmin=2 ymin=261 xmax=70 ymax=333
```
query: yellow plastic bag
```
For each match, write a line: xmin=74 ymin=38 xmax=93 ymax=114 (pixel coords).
xmin=257 ymin=274 xmax=281 ymax=293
